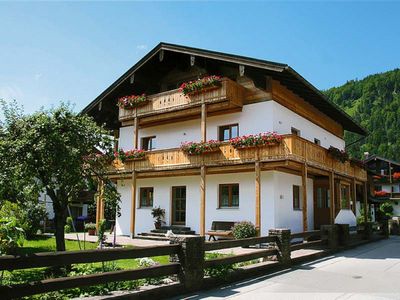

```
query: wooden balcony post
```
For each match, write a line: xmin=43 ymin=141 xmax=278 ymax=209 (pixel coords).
xmin=255 ymin=150 xmax=261 ymax=235
xmin=133 ymin=116 xmax=138 ymax=149
xmin=130 ymin=171 xmax=137 ymax=238
xmin=200 ymin=166 xmax=206 ymax=236
xmin=201 ymin=103 xmax=207 ymax=142
xmin=96 ymin=180 xmax=105 ymax=230
xmin=99 ymin=180 xmax=105 ymax=221
xmin=302 ymin=164 xmax=308 ymax=231
xmin=329 ymin=171 xmax=335 ymax=225
xmin=352 ymin=178 xmax=357 ymax=215
xmin=363 ymin=181 xmax=368 ymax=223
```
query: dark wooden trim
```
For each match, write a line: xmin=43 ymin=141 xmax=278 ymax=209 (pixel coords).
xmin=218 ymin=183 xmax=239 ymax=208
xmin=0 ymin=263 xmax=181 ymax=299
xmin=0 ymin=245 xmax=180 ymax=271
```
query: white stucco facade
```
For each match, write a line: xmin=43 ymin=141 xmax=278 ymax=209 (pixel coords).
xmin=118 ymin=101 xmax=344 ymax=152
xmin=115 ymin=170 xmax=315 ymax=236
xmin=115 ymin=99 xmax=350 ymax=236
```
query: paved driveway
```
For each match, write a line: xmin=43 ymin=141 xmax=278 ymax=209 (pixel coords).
xmin=177 ymin=236 xmax=400 ymax=299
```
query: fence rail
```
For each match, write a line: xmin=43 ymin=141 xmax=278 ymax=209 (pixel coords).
xmin=0 ymin=244 xmax=180 ymax=271
xmin=204 ymin=236 xmax=277 ymax=251
xmin=0 ymin=224 xmax=385 ymax=300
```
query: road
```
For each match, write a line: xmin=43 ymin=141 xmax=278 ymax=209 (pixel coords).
xmin=177 ymin=236 xmax=400 ymax=300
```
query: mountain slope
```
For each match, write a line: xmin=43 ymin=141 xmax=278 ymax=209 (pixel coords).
xmin=324 ymin=69 xmax=400 ymax=161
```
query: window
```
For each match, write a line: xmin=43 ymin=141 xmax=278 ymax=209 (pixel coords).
xmin=141 ymin=136 xmax=156 ymax=151
xmin=219 ymin=184 xmax=239 ymax=208
xmin=314 ymin=138 xmax=321 ymax=145
xmin=139 ymin=187 xmax=154 ymax=207
xmin=219 ymin=124 xmax=239 ymax=141
xmin=293 ymin=185 xmax=301 ymax=210
xmin=291 ymin=127 xmax=300 ymax=136
xmin=340 ymin=184 xmax=350 ymax=209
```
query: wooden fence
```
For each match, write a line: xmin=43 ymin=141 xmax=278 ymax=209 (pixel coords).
xmin=0 ymin=224 xmax=387 ymax=299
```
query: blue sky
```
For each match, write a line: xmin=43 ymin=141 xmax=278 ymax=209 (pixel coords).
xmin=0 ymin=1 xmax=399 ymax=114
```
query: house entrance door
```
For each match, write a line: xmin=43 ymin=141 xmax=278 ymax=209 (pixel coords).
xmin=172 ymin=186 xmax=186 ymax=225
xmin=314 ymin=179 xmax=331 ymax=229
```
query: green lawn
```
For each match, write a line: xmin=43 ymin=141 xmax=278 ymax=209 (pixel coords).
xmin=16 ymin=236 xmax=169 ymax=269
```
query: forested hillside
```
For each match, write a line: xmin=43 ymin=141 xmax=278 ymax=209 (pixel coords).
xmin=324 ymin=69 xmax=400 ymax=161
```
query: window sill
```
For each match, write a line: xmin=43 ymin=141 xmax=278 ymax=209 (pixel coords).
xmin=217 ymin=207 xmax=239 ymax=210
xmin=293 ymin=208 xmax=302 ymax=211
xmin=138 ymin=206 xmax=153 ymax=209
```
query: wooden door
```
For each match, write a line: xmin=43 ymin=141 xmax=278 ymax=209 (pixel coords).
xmin=314 ymin=180 xmax=331 ymax=229
xmin=172 ymin=186 xmax=186 ymax=225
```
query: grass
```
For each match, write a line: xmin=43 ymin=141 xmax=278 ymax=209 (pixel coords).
xmin=0 ymin=236 xmax=170 ymax=288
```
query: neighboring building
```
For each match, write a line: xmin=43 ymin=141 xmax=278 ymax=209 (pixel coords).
xmin=82 ymin=43 xmax=368 ymax=237
xmin=39 ymin=191 xmax=91 ymax=231
xmin=364 ymin=155 xmax=400 ymax=218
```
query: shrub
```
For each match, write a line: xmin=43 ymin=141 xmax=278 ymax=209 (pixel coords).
xmin=180 ymin=140 xmax=221 ymax=155
xmin=230 ymin=132 xmax=282 ymax=149
xmin=0 ymin=217 xmax=25 ymax=255
xmin=232 ymin=221 xmax=257 ymax=239
xmin=97 ymin=219 xmax=107 ymax=245
xmin=204 ymin=252 xmax=235 ymax=278
xmin=179 ymin=75 xmax=222 ymax=96
xmin=379 ymin=202 xmax=393 ymax=219
xmin=0 ymin=200 xmax=46 ymax=239
xmin=136 ymin=257 xmax=164 ymax=285
xmin=357 ymin=207 xmax=372 ymax=225
xmin=85 ymin=223 xmax=97 ymax=230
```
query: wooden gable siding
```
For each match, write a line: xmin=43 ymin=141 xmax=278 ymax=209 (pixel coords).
xmin=271 ymin=80 xmax=344 ymax=138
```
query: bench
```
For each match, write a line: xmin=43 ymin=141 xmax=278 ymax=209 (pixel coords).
xmin=206 ymin=221 xmax=236 ymax=241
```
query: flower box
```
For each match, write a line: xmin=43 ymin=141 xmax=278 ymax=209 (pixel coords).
xmin=114 ymin=149 xmax=146 ymax=163
xmin=179 ymin=75 xmax=222 ymax=96
xmin=117 ymin=94 xmax=147 ymax=109
xmin=180 ymin=140 xmax=221 ymax=155
xmin=374 ymin=190 xmax=389 ymax=197
xmin=230 ymin=132 xmax=283 ymax=149
xmin=327 ymin=146 xmax=349 ymax=163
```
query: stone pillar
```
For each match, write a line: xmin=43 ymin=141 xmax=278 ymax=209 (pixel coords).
xmin=381 ymin=218 xmax=389 ymax=238
xmin=268 ymin=228 xmax=291 ymax=266
xmin=321 ymin=224 xmax=339 ymax=250
xmin=177 ymin=236 xmax=204 ymax=291
xmin=336 ymin=224 xmax=350 ymax=246
xmin=363 ymin=222 xmax=373 ymax=240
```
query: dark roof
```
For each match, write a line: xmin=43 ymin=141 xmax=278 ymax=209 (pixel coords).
xmin=82 ymin=42 xmax=366 ymax=135
xmin=364 ymin=155 xmax=400 ymax=167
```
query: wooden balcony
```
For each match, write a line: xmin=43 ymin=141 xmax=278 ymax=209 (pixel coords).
xmin=118 ymin=78 xmax=245 ymax=125
xmin=110 ymin=135 xmax=367 ymax=181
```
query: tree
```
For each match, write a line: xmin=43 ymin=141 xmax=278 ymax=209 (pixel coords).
xmin=0 ymin=101 xmax=119 ymax=251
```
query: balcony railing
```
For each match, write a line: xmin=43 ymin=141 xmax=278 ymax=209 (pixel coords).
xmin=111 ymin=135 xmax=367 ymax=181
xmin=118 ymin=78 xmax=244 ymax=121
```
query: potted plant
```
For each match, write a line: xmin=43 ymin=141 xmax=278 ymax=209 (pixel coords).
xmin=151 ymin=206 xmax=165 ymax=229
xmin=327 ymin=146 xmax=349 ymax=163
xmin=113 ymin=149 xmax=146 ymax=163
xmin=85 ymin=223 xmax=97 ymax=236
xmin=230 ymin=132 xmax=283 ymax=149
xmin=179 ymin=75 xmax=222 ymax=96
xmin=117 ymin=94 xmax=147 ymax=109
xmin=180 ymin=140 xmax=221 ymax=155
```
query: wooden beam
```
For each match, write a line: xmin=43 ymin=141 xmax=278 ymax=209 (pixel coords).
xmin=133 ymin=117 xmax=138 ymax=149
xmin=99 ymin=180 xmax=105 ymax=221
xmin=329 ymin=171 xmax=335 ymax=225
xmin=352 ymin=178 xmax=357 ymax=215
xmin=200 ymin=166 xmax=206 ymax=236
xmin=95 ymin=189 xmax=100 ymax=230
xmin=302 ymin=164 xmax=308 ymax=231
xmin=255 ymin=150 xmax=261 ymax=235
xmin=130 ymin=171 xmax=137 ymax=238
xmin=363 ymin=181 xmax=368 ymax=223
xmin=201 ymin=103 xmax=207 ymax=142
